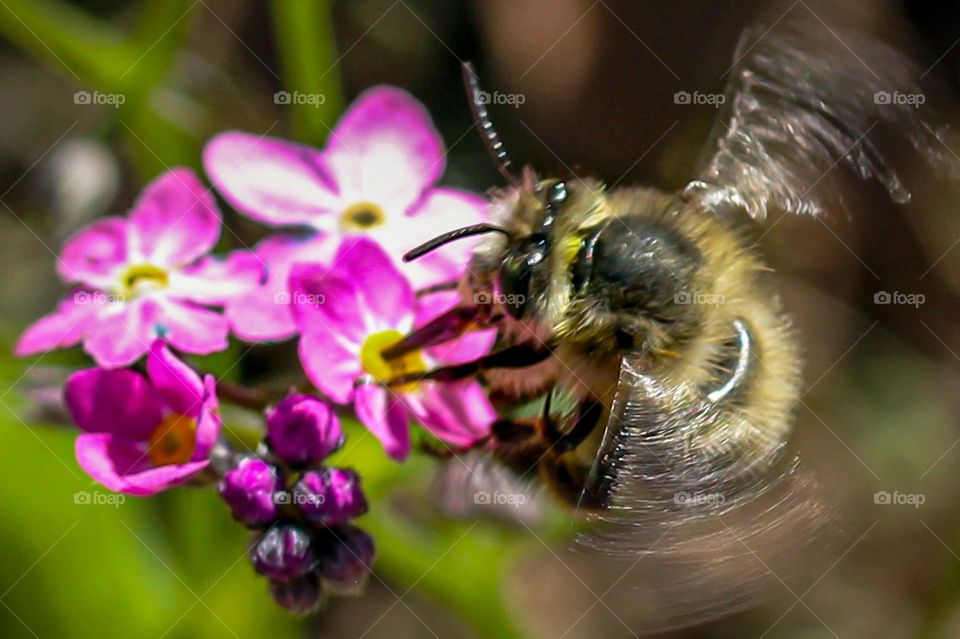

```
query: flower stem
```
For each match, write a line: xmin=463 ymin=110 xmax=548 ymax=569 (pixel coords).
xmin=270 ymin=0 xmax=344 ymax=146
xmin=216 ymin=380 xmax=272 ymax=411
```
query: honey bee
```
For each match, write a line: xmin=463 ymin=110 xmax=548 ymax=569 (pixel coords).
xmin=383 ymin=15 xmax=959 ymax=629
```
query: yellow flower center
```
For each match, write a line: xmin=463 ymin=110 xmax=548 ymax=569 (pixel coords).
xmin=340 ymin=201 xmax=387 ymax=231
xmin=120 ymin=264 xmax=169 ymax=300
xmin=360 ymin=329 xmax=427 ymax=392
xmin=147 ymin=413 xmax=197 ymax=466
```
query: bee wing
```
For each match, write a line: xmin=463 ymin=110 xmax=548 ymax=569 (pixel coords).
xmin=571 ymin=352 xmax=836 ymax=632
xmin=687 ymin=16 xmax=960 ymax=221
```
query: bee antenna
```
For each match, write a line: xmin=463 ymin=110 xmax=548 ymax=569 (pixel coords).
xmin=403 ymin=223 xmax=509 ymax=262
xmin=463 ymin=62 xmax=516 ymax=182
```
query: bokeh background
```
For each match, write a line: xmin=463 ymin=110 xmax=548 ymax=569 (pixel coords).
xmin=2 ymin=0 xmax=960 ymax=637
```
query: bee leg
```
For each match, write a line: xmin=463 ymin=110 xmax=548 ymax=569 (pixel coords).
xmin=542 ymin=397 xmax=604 ymax=452
xmin=384 ymin=343 xmax=552 ymax=387
xmin=541 ymin=455 xmax=594 ymax=506
xmin=382 ymin=304 xmax=488 ymax=360
xmin=489 ymin=417 xmax=552 ymax=475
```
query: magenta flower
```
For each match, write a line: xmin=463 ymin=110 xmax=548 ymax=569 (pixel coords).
xmin=203 ymin=86 xmax=488 ymax=341
xmin=15 ymin=168 xmax=261 ymax=368
xmin=219 ymin=457 xmax=281 ymax=525
xmin=251 ymin=524 xmax=317 ymax=582
xmin=266 ymin=394 xmax=343 ymax=467
xmin=294 ymin=469 xmax=368 ymax=525
xmin=64 ymin=340 xmax=221 ymax=495
xmin=288 ymin=238 xmax=496 ymax=460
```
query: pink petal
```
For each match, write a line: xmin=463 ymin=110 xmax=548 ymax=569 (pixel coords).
xmin=375 ymin=188 xmax=488 ymax=260
xmin=153 ymin=298 xmax=230 ymax=356
xmin=354 ymin=384 xmax=411 ymax=461
xmin=330 ymin=237 xmax=414 ymax=330
xmin=256 ymin=230 xmax=337 ymax=272
xmin=227 ymin=288 xmax=298 ymax=343
xmin=405 ymin=380 xmax=495 ymax=447
xmin=146 ymin=340 xmax=203 ymax=416
xmin=127 ymin=168 xmax=221 ymax=267
xmin=203 ymin=131 xmax=341 ymax=228
xmin=14 ymin=290 xmax=103 ymax=357
xmin=372 ymin=188 xmax=489 ymax=288
xmin=227 ymin=233 xmax=336 ymax=342
xmin=170 ymin=249 xmax=265 ymax=306
xmin=193 ymin=374 xmax=221 ymax=458
xmin=415 ymin=291 xmax=497 ymax=366
xmin=75 ymin=433 xmax=209 ymax=496
xmin=296 ymin=329 xmax=361 ymax=404
xmin=324 ymin=86 xmax=444 ymax=215
xmin=64 ymin=367 xmax=163 ymax=439
xmin=57 ymin=217 xmax=128 ymax=289
xmin=83 ymin=299 xmax=160 ymax=368
xmin=288 ymin=262 xmax=368 ymax=345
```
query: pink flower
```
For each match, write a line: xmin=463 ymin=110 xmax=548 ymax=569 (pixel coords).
xmin=288 ymin=238 xmax=496 ymax=461
xmin=15 ymin=168 xmax=262 ymax=368
xmin=203 ymin=86 xmax=488 ymax=341
xmin=225 ymin=232 xmax=324 ymax=342
xmin=64 ymin=341 xmax=221 ymax=495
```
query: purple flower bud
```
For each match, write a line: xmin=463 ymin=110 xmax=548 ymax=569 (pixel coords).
xmin=266 ymin=394 xmax=343 ymax=466
xmin=317 ymin=525 xmax=375 ymax=587
xmin=269 ymin=573 xmax=323 ymax=616
xmin=251 ymin=524 xmax=317 ymax=581
xmin=218 ymin=457 xmax=280 ymax=525
xmin=294 ymin=468 xmax=367 ymax=525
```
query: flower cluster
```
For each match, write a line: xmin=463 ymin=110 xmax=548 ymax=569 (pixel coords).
xmin=219 ymin=395 xmax=372 ymax=614
xmin=16 ymin=87 xmax=497 ymax=614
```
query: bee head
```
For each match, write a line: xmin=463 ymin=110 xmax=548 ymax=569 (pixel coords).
xmin=402 ymin=63 xmax=608 ymax=326
xmin=404 ymin=174 xmax=609 ymax=322
xmin=488 ymin=175 xmax=610 ymax=320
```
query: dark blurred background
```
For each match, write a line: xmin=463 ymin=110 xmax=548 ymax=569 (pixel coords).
xmin=3 ymin=0 xmax=960 ymax=637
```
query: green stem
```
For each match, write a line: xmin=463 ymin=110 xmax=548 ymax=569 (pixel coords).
xmin=270 ymin=0 xmax=344 ymax=145
xmin=0 ymin=0 xmax=136 ymax=90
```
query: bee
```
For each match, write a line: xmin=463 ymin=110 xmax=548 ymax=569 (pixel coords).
xmin=383 ymin=15 xmax=959 ymax=629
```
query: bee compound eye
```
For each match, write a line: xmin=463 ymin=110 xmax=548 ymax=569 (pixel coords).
xmin=499 ymin=256 xmax=531 ymax=319
xmin=547 ymin=181 xmax=568 ymax=208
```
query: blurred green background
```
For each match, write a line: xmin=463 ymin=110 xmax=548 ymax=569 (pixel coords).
xmin=3 ymin=0 xmax=960 ymax=637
